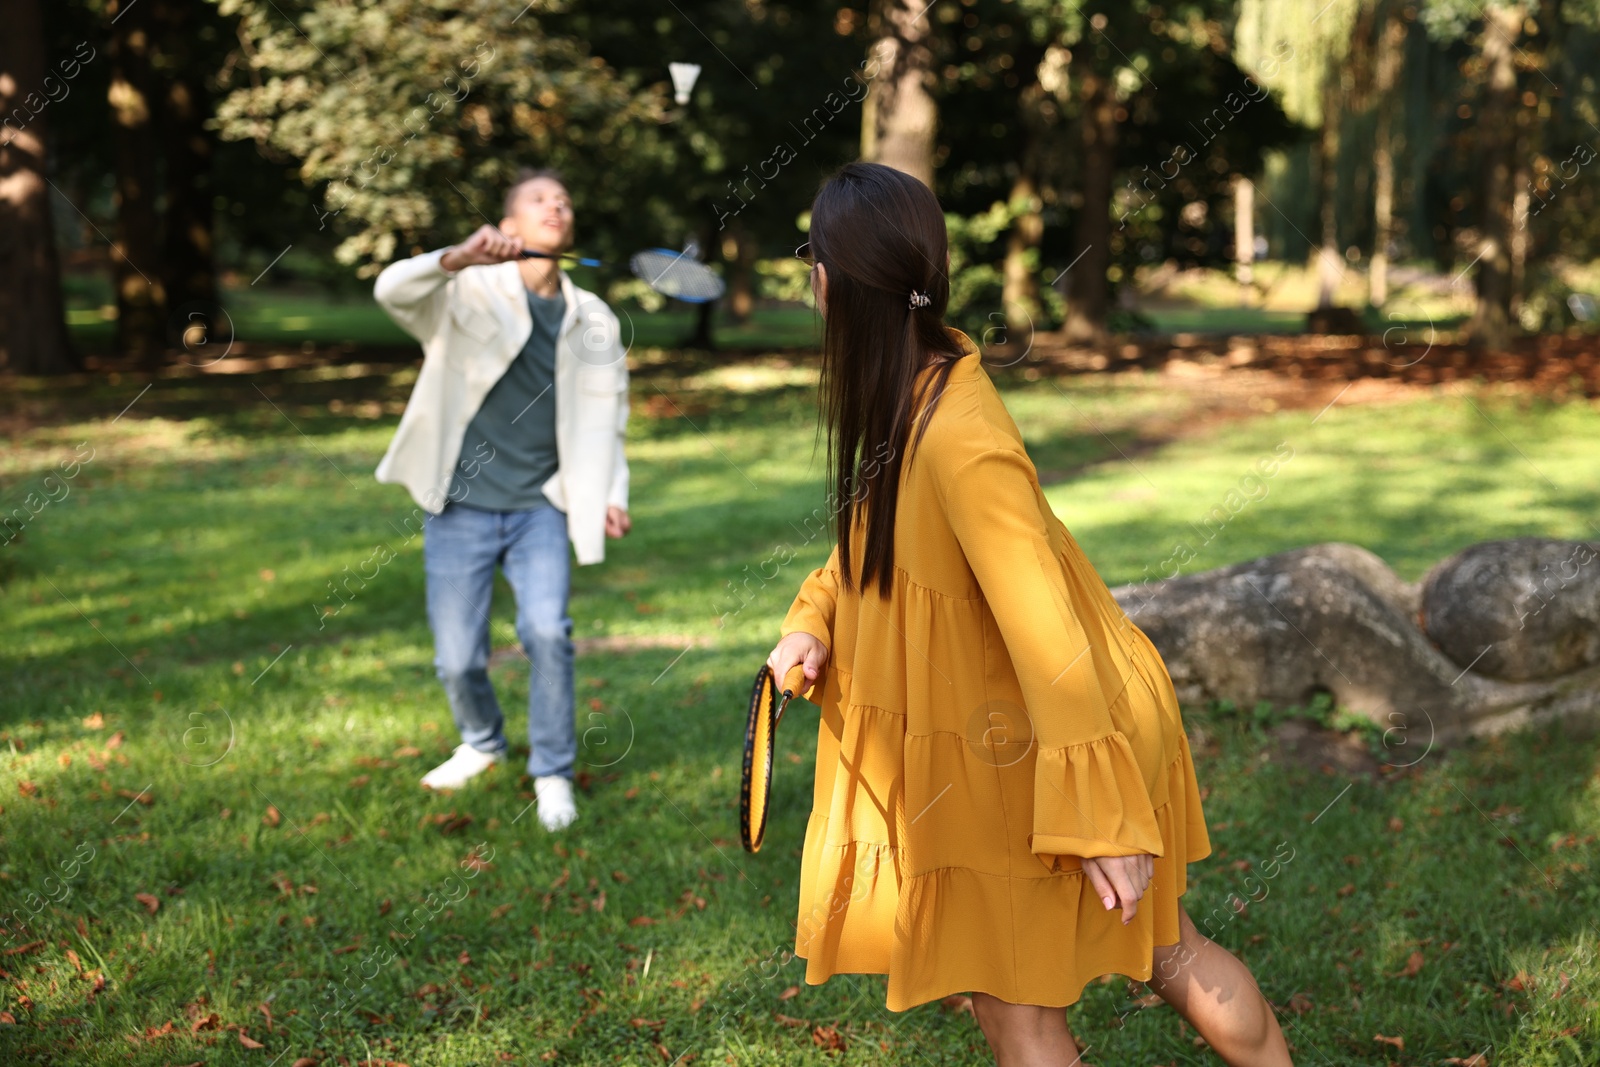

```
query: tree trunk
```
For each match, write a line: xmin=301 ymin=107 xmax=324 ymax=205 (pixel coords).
xmin=1466 ymin=3 xmax=1523 ymax=352
xmin=1314 ymin=55 xmax=1342 ymax=310
xmin=1002 ymin=81 xmax=1045 ymax=338
xmin=1369 ymin=6 xmax=1404 ymax=309
xmin=1232 ymin=174 xmax=1254 ymax=289
xmin=859 ymin=0 xmax=938 ymax=188
xmin=1060 ymin=68 xmax=1115 ymax=345
xmin=1511 ymin=161 xmax=1528 ymax=321
xmin=155 ymin=0 xmax=216 ymax=316
xmin=681 ymin=220 xmax=717 ymax=351
xmin=1002 ymin=171 xmax=1043 ymax=338
xmin=108 ymin=0 xmax=167 ymax=364
xmin=0 ymin=0 xmax=79 ymax=375
xmin=722 ymin=220 xmax=755 ymax=325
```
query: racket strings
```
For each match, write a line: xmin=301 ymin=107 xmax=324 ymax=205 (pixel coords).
xmin=630 ymin=250 xmax=725 ymax=303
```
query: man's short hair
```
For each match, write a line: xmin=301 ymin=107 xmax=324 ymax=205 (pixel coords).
xmin=504 ymin=167 xmax=569 ymax=217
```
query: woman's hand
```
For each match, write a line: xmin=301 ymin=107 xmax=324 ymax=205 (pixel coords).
xmin=1080 ymin=853 xmax=1154 ymax=924
xmin=766 ymin=632 xmax=829 ymax=697
xmin=605 ymin=506 xmax=631 ymax=538
xmin=440 ymin=224 xmax=524 ymax=272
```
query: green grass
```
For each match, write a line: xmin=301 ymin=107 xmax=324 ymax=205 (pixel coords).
xmin=2 ymin=356 xmax=1599 ymax=1065
xmin=61 ymin=272 xmax=824 ymax=353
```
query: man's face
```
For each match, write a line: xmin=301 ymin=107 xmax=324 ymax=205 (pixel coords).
xmin=501 ymin=177 xmax=574 ymax=254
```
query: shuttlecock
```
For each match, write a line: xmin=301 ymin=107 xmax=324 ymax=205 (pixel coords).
xmin=669 ymin=62 xmax=701 ymax=106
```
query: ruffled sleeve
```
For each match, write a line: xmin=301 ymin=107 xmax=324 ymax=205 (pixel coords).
xmin=944 ymin=446 xmax=1163 ymax=872
xmin=780 ymin=543 xmax=841 ymax=652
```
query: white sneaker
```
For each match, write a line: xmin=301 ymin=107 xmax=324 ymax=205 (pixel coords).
xmin=534 ymin=775 xmax=578 ymax=831
xmin=420 ymin=743 xmax=503 ymax=790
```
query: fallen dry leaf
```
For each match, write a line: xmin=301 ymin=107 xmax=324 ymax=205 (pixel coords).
xmin=262 ymin=806 xmax=282 ymax=828
xmin=82 ymin=712 xmax=105 ymax=730
xmin=1374 ymin=1033 xmax=1404 ymax=1050
xmin=778 ymin=985 xmax=800 ymax=1001
xmin=812 ymin=1024 xmax=846 ymax=1051
xmin=939 ymin=994 xmax=974 ymax=1017
xmin=135 ymin=893 xmax=160 ymax=916
xmin=1392 ymin=950 xmax=1424 ymax=978
xmin=774 ymin=1013 xmax=808 ymax=1028
xmin=238 ymin=1030 xmax=265 ymax=1049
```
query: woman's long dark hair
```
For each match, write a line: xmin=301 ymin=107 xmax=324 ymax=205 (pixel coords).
xmin=809 ymin=161 xmax=965 ymax=599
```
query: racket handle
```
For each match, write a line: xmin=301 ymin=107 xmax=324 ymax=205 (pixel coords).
xmin=519 ymin=250 xmax=604 ymax=268
xmin=781 ymin=663 xmax=809 ymax=699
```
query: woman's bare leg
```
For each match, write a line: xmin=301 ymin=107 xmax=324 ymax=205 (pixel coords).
xmin=969 ymin=992 xmax=1090 ymax=1067
xmin=1146 ymin=903 xmax=1293 ymax=1066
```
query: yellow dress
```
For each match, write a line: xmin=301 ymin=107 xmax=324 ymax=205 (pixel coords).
xmin=778 ymin=327 xmax=1212 ymax=1012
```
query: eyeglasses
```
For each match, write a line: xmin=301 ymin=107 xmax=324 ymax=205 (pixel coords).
xmin=794 ymin=241 xmax=814 ymax=268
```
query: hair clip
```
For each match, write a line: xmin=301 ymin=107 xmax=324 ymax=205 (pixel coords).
xmin=908 ymin=290 xmax=931 ymax=309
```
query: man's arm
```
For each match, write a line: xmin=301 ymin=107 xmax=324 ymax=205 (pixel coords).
xmin=373 ymin=225 xmax=525 ymax=341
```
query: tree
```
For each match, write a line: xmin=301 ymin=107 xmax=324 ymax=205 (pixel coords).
xmin=1368 ymin=1 xmax=1406 ymax=308
xmin=0 ymin=0 xmax=78 ymax=375
xmin=1059 ymin=14 xmax=1120 ymax=345
xmin=214 ymin=0 xmax=664 ymax=275
xmin=107 ymin=0 xmax=167 ymax=363
xmin=1463 ymin=3 xmax=1524 ymax=351
xmin=860 ymin=0 xmax=939 ymax=187
xmin=155 ymin=0 xmax=218 ymax=318
xmin=1236 ymin=0 xmax=1364 ymax=317
xmin=1047 ymin=1 xmax=1298 ymax=342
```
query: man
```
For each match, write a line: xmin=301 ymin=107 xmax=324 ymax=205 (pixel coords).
xmin=372 ymin=168 xmax=631 ymax=831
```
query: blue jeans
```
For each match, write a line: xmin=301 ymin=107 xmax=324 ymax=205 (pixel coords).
xmin=422 ymin=501 xmax=575 ymax=780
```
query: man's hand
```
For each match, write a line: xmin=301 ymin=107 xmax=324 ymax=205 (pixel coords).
xmin=605 ymin=506 xmax=631 ymax=538
xmin=1080 ymin=853 xmax=1155 ymax=925
xmin=440 ymin=225 xmax=524 ymax=272
xmin=766 ymin=631 xmax=828 ymax=698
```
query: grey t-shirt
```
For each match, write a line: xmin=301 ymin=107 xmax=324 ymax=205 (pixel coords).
xmin=448 ymin=287 xmax=566 ymax=511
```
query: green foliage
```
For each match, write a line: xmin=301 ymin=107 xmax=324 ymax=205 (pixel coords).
xmin=1208 ymin=691 xmax=1388 ymax=756
xmin=213 ymin=0 xmax=666 ymax=274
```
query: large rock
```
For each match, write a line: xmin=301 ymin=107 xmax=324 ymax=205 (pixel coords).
xmin=1109 ymin=541 xmax=1600 ymax=747
xmin=1420 ymin=537 xmax=1600 ymax=681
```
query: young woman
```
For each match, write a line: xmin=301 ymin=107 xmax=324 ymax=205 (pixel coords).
xmin=765 ymin=162 xmax=1293 ymax=1066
